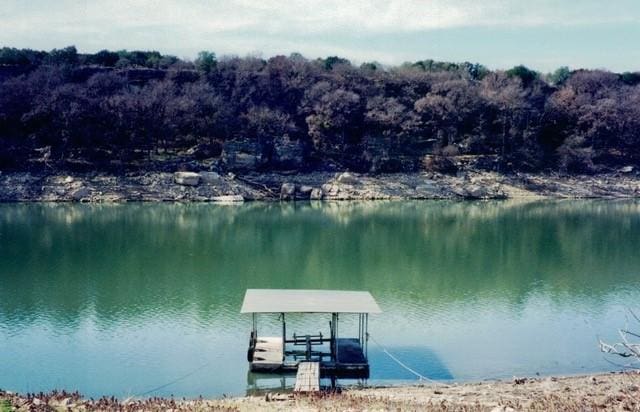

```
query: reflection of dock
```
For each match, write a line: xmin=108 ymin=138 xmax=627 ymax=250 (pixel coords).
xmin=241 ymin=289 xmax=382 ymax=391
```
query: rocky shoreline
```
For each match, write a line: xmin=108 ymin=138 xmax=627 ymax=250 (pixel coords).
xmin=1 ymin=170 xmax=640 ymax=202
xmin=1 ymin=372 xmax=638 ymax=411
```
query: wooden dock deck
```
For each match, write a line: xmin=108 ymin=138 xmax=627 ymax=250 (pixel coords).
xmin=252 ymin=336 xmax=283 ymax=367
xmin=250 ymin=337 xmax=370 ymax=377
xmin=294 ymin=361 xmax=320 ymax=392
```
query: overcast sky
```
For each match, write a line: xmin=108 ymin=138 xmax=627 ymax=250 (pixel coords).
xmin=1 ymin=0 xmax=639 ymax=72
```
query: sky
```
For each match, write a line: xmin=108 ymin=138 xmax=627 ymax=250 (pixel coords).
xmin=1 ymin=0 xmax=639 ymax=72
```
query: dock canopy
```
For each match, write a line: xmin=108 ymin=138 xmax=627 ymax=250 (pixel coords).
xmin=241 ymin=289 xmax=382 ymax=314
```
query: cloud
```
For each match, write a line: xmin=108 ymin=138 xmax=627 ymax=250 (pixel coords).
xmin=2 ymin=0 xmax=638 ymax=39
xmin=1 ymin=0 xmax=639 ymax=71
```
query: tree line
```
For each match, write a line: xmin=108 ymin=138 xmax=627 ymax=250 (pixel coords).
xmin=1 ymin=46 xmax=639 ymax=173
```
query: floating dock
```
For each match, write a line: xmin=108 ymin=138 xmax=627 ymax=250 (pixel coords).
xmin=241 ymin=289 xmax=382 ymax=390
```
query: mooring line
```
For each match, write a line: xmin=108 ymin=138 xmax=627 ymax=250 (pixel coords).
xmin=135 ymin=361 xmax=212 ymax=398
xmin=368 ymin=333 xmax=442 ymax=385
xmin=135 ymin=335 xmax=439 ymax=397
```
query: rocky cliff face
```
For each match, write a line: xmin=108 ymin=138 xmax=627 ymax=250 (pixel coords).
xmin=1 ymin=170 xmax=639 ymax=202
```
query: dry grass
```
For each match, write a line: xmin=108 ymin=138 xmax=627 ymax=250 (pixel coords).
xmin=1 ymin=372 xmax=639 ymax=411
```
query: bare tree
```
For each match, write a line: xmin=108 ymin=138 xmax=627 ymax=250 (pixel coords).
xmin=600 ymin=309 xmax=640 ymax=369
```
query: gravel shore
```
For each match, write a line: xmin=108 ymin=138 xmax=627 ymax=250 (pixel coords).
xmin=2 ymin=372 xmax=638 ymax=411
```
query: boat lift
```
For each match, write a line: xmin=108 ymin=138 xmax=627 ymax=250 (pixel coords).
xmin=241 ymin=289 xmax=381 ymax=389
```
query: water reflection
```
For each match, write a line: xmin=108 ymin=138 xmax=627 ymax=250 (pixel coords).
xmin=0 ymin=200 xmax=639 ymax=397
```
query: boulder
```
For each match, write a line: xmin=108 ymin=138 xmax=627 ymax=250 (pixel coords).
xmin=310 ymin=188 xmax=323 ymax=200
xmin=449 ymin=186 xmax=468 ymax=198
xmin=221 ymin=140 xmax=262 ymax=171
xmin=199 ymin=171 xmax=221 ymax=184
xmin=234 ymin=152 xmax=260 ymax=170
xmin=71 ymin=187 xmax=91 ymax=201
xmin=321 ymin=183 xmax=339 ymax=196
xmin=337 ymin=172 xmax=359 ymax=185
xmin=415 ymin=183 xmax=439 ymax=196
xmin=280 ymin=183 xmax=296 ymax=200
xmin=187 ymin=142 xmax=222 ymax=159
xmin=212 ymin=195 xmax=244 ymax=203
xmin=466 ymin=185 xmax=488 ymax=199
xmin=273 ymin=138 xmax=305 ymax=168
xmin=299 ymin=185 xmax=314 ymax=195
xmin=174 ymin=171 xmax=200 ymax=186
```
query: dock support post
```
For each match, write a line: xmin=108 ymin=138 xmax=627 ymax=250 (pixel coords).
xmin=365 ymin=313 xmax=369 ymax=359
xmin=282 ymin=312 xmax=286 ymax=359
xmin=335 ymin=313 xmax=339 ymax=363
xmin=330 ymin=313 xmax=336 ymax=361
xmin=252 ymin=313 xmax=257 ymax=335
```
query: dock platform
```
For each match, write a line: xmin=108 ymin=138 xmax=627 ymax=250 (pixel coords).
xmin=252 ymin=336 xmax=283 ymax=368
xmin=293 ymin=362 xmax=320 ymax=392
xmin=242 ymin=289 xmax=382 ymax=384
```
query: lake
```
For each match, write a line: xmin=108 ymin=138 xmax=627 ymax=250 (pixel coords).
xmin=1 ymin=200 xmax=639 ymax=398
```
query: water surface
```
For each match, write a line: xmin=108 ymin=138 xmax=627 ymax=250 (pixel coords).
xmin=1 ymin=200 xmax=639 ymax=397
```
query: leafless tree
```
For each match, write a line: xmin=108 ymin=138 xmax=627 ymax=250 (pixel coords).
xmin=600 ymin=309 xmax=640 ymax=370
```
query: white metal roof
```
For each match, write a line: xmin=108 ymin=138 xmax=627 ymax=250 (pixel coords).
xmin=240 ymin=289 xmax=382 ymax=314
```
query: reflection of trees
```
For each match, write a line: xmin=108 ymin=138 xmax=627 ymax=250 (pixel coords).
xmin=1 ymin=200 xmax=639 ymax=330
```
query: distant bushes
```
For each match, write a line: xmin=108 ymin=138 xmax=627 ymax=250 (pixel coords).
xmin=1 ymin=46 xmax=639 ymax=173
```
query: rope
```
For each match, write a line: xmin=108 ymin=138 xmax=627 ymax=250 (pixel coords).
xmin=368 ymin=333 xmax=442 ymax=385
xmin=133 ymin=334 xmax=440 ymax=397
xmin=134 ymin=361 xmax=212 ymax=398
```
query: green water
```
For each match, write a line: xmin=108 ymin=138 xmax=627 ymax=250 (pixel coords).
xmin=1 ymin=201 xmax=639 ymax=397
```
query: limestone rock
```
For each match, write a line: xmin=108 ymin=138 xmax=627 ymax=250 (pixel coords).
xmin=199 ymin=171 xmax=221 ymax=184
xmin=212 ymin=195 xmax=244 ymax=203
xmin=234 ymin=152 xmax=260 ymax=170
xmin=466 ymin=185 xmax=488 ymax=199
xmin=415 ymin=182 xmax=439 ymax=195
xmin=280 ymin=183 xmax=296 ymax=200
xmin=299 ymin=185 xmax=313 ymax=195
xmin=221 ymin=140 xmax=262 ymax=171
xmin=174 ymin=171 xmax=200 ymax=186
xmin=321 ymin=183 xmax=339 ymax=197
xmin=273 ymin=138 xmax=304 ymax=168
xmin=310 ymin=188 xmax=323 ymax=200
xmin=71 ymin=187 xmax=91 ymax=201
xmin=337 ymin=172 xmax=359 ymax=185
xmin=449 ymin=186 xmax=468 ymax=198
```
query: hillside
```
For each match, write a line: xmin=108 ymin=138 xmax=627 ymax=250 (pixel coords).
xmin=1 ymin=47 xmax=640 ymax=178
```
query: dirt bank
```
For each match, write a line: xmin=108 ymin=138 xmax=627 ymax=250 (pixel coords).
xmin=1 ymin=372 xmax=638 ymax=411
xmin=1 ymin=170 xmax=639 ymax=202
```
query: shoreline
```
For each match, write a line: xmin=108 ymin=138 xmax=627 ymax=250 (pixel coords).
xmin=1 ymin=170 xmax=639 ymax=202
xmin=1 ymin=372 xmax=638 ymax=411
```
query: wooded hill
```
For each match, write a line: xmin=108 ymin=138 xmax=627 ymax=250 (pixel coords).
xmin=1 ymin=46 xmax=639 ymax=174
